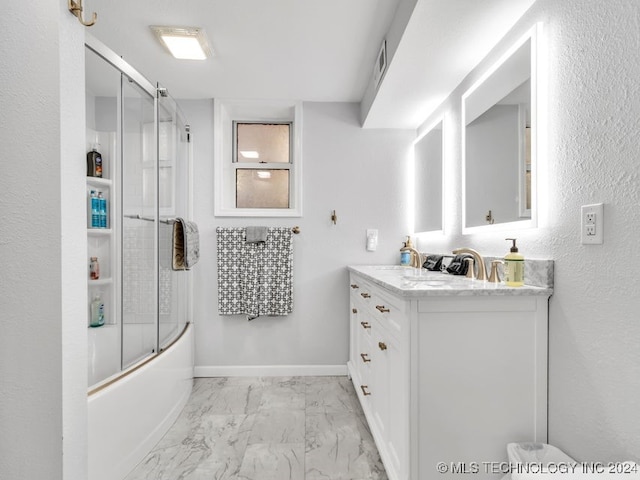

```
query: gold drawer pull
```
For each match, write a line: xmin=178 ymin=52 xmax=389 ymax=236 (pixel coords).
xmin=360 ymin=353 xmax=371 ymax=363
xmin=375 ymin=305 xmax=390 ymax=313
xmin=360 ymin=293 xmax=371 ymax=299
xmin=352 ymin=308 xmax=358 ymax=314
xmin=350 ymin=284 xmax=359 ymax=289
xmin=378 ymin=341 xmax=387 ymax=351
xmin=360 ymin=321 xmax=371 ymax=329
xmin=360 ymin=385 xmax=371 ymax=396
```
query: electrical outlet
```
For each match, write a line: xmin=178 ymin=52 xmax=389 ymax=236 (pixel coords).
xmin=581 ymin=203 xmax=604 ymax=245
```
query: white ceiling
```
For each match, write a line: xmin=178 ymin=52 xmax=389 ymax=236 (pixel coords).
xmin=87 ymin=0 xmax=535 ymax=129
xmin=89 ymin=0 xmax=400 ymax=102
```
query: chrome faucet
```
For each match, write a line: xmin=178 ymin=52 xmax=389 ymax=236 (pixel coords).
xmin=400 ymin=245 xmax=424 ymax=269
xmin=452 ymin=247 xmax=487 ymax=281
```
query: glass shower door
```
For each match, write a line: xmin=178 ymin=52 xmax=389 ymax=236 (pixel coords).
xmin=121 ymin=75 xmax=158 ymax=369
xmin=157 ymin=87 xmax=191 ymax=351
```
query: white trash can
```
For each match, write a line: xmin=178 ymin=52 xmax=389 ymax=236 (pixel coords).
xmin=501 ymin=443 xmax=574 ymax=480
xmin=503 ymin=443 xmax=640 ymax=479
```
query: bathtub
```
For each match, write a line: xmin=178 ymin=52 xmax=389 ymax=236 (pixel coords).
xmin=88 ymin=323 xmax=194 ymax=480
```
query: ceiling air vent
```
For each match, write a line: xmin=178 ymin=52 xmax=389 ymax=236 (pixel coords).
xmin=373 ymin=40 xmax=387 ymax=88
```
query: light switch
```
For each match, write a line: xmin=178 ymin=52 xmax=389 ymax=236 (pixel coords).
xmin=366 ymin=229 xmax=378 ymax=251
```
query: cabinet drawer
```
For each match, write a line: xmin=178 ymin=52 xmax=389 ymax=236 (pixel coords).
xmin=349 ymin=276 xmax=376 ymax=306
xmin=370 ymin=287 xmax=407 ymax=340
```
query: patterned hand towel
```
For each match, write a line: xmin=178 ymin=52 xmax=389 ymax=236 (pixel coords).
xmin=217 ymin=227 xmax=293 ymax=320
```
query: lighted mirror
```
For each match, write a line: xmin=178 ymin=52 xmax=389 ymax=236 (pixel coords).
xmin=462 ymin=26 xmax=538 ymax=232
xmin=414 ymin=120 xmax=444 ymax=233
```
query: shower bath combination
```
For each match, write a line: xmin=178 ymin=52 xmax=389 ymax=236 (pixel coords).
xmin=85 ymin=35 xmax=194 ymax=480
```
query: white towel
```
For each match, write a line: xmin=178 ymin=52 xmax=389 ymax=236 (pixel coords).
xmin=217 ymin=227 xmax=293 ymax=320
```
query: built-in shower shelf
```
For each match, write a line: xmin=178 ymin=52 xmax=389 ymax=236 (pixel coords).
xmin=89 ymin=278 xmax=113 ymax=286
xmin=87 ymin=323 xmax=117 ymax=330
xmin=86 ymin=177 xmax=112 ymax=188
xmin=87 ymin=228 xmax=113 ymax=236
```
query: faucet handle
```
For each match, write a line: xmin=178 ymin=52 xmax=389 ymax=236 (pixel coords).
xmin=464 ymin=258 xmax=475 ymax=279
xmin=489 ymin=260 xmax=503 ymax=283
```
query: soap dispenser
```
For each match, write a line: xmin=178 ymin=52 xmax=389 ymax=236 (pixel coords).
xmin=400 ymin=236 xmax=412 ymax=266
xmin=504 ymin=238 xmax=524 ymax=287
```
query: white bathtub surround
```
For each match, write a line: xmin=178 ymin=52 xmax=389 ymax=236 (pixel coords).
xmin=88 ymin=324 xmax=194 ymax=480
xmin=124 ymin=376 xmax=387 ymax=480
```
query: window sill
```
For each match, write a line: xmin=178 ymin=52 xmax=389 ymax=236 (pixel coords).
xmin=214 ymin=206 xmax=302 ymax=218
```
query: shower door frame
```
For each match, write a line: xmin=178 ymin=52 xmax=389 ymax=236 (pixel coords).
xmin=86 ymin=34 xmax=191 ymax=393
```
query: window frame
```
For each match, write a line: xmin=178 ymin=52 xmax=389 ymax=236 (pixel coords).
xmin=214 ymin=99 xmax=302 ymax=217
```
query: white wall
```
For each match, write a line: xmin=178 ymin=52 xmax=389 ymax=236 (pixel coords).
xmin=417 ymin=0 xmax=640 ymax=463
xmin=0 ymin=1 xmax=87 ymax=479
xmin=179 ymin=100 xmax=414 ymax=372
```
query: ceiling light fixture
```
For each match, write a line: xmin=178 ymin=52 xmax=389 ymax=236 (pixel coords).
xmin=240 ymin=151 xmax=260 ymax=159
xmin=150 ymin=26 xmax=212 ymax=60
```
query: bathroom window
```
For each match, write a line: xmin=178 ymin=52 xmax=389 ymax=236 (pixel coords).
xmin=233 ymin=122 xmax=291 ymax=209
xmin=214 ymin=100 xmax=302 ymax=217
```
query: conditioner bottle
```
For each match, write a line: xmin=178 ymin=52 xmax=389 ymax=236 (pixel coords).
xmin=90 ymin=294 xmax=105 ymax=327
xmin=504 ymin=238 xmax=524 ymax=287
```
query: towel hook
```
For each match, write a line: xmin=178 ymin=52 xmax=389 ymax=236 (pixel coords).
xmin=68 ymin=0 xmax=97 ymax=27
xmin=331 ymin=210 xmax=337 ymax=225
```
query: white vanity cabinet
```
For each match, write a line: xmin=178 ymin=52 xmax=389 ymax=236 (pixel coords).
xmin=349 ymin=277 xmax=409 ymax=480
xmin=348 ymin=267 xmax=551 ymax=480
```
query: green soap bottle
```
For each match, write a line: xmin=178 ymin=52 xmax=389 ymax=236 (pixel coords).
xmin=504 ymin=238 xmax=524 ymax=287
xmin=90 ymin=294 xmax=105 ymax=327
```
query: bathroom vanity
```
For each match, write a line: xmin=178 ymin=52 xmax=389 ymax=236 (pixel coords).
xmin=347 ymin=265 xmax=552 ymax=480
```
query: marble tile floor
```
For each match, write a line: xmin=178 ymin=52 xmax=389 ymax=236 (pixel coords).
xmin=125 ymin=376 xmax=388 ymax=480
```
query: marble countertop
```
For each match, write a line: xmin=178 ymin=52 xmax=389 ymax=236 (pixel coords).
xmin=348 ymin=265 xmax=553 ymax=298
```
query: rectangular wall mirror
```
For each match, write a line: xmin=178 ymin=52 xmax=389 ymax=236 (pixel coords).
xmin=462 ymin=25 xmax=540 ymax=233
xmin=414 ymin=119 xmax=444 ymax=234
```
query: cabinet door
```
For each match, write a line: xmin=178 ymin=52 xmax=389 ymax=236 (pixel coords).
xmin=371 ymin=319 xmax=408 ymax=480
xmin=370 ymin=322 xmax=390 ymax=439
xmin=386 ymin=332 xmax=408 ymax=479
xmin=349 ymin=293 xmax=359 ymax=369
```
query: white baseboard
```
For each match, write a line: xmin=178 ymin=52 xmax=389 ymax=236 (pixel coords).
xmin=194 ymin=364 xmax=348 ymax=378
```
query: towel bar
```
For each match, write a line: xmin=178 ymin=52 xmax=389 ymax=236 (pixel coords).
xmin=124 ymin=214 xmax=176 ymax=225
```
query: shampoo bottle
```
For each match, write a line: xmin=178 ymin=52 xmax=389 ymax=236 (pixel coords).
xmin=97 ymin=191 xmax=107 ymax=228
xmin=87 ymin=144 xmax=103 ymax=178
xmin=90 ymin=294 xmax=105 ymax=327
xmin=90 ymin=190 xmax=100 ymax=228
xmin=504 ymin=238 xmax=524 ymax=287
